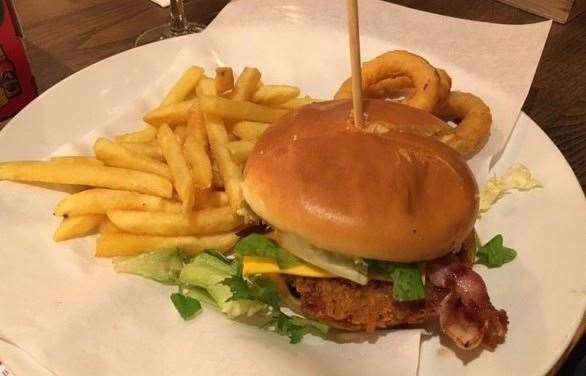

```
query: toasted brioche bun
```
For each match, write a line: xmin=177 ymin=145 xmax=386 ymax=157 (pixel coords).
xmin=242 ymin=99 xmax=478 ymax=262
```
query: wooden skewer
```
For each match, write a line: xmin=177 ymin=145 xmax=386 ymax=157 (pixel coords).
xmin=346 ymin=0 xmax=364 ymax=128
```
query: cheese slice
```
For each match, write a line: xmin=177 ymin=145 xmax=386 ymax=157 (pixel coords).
xmin=242 ymin=256 xmax=334 ymax=278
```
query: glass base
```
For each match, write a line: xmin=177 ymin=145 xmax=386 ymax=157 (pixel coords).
xmin=135 ymin=22 xmax=205 ymax=47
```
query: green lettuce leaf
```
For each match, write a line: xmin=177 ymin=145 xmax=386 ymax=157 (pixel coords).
xmin=183 ymin=286 xmax=218 ymax=308
xmin=113 ymin=249 xmax=183 ymax=284
xmin=222 ymin=274 xmax=328 ymax=343
xmin=170 ymin=293 xmax=202 ymax=320
xmin=366 ymin=260 xmax=425 ymax=301
xmin=476 ymin=235 xmax=517 ymax=268
xmin=390 ymin=264 xmax=425 ymax=301
xmin=179 ymin=252 xmax=265 ymax=318
xmin=235 ymin=234 xmax=301 ymax=269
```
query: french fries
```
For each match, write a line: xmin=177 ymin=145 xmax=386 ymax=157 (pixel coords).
xmin=157 ymin=124 xmax=195 ymax=213
xmin=227 ymin=140 xmax=256 ymax=164
xmin=199 ymin=95 xmax=287 ymax=123
xmin=143 ymin=98 xmax=198 ymax=126
xmin=231 ymin=67 xmax=261 ymax=101
xmin=232 ymin=121 xmax=269 ymax=140
xmin=49 ymin=156 xmax=104 ymax=166
xmin=0 ymin=161 xmax=173 ymax=198
xmin=196 ymin=76 xmax=218 ymax=97
xmin=183 ymin=134 xmax=212 ymax=188
xmin=115 ymin=126 xmax=157 ymax=143
xmin=118 ymin=141 xmax=164 ymax=161
xmin=215 ymin=67 xmax=234 ymax=93
xmin=54 ymin=214 xmax=105 ymax=242
xmin=252 ymin=85 xmax=300 ymax=106
xmin=186 ymin=103 xmax=207 ymax=144
xmin=99 ymin=219 xmax=124 ymax=234
xmin=174 ymin=125 xmax=188 ymax=145
xmin=54 ymin=188 xmax=182 ymax=217
xmin=195 ymin=190 xmax=229 ymax=209
xmin=3 ymin=64 xmax=317 ymax=262
xmin=96 ymin=232 xmax=239 ymax=257
xmin=94 ymin=138 xmax=171 ymax=179
xmin=107 ymin=207 xmax=242 ymax=236
xmin=159 ymin=66 xmax=204 ymax=107
xmin=205 ymin=113 xmax=244 ymax=214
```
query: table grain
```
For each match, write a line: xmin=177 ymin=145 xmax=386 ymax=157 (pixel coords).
xmin=5 ymin=0 xmax=586 ymax=373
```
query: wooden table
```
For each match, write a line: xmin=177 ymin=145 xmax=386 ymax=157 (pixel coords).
xmin=8 ymin=0 xmax=586 ymax=372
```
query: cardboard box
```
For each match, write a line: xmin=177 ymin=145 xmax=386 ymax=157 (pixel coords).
xmin=0 ymin=0 xmax=37 ymax=121
xmin=497 ymin=0 xmax=586 ymax=23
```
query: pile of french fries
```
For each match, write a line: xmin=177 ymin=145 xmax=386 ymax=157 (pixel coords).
xmin=0 ymin=66 xmax=320 ymax=257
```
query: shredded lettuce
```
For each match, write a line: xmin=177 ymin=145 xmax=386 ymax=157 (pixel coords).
xmin=222 ymin=274 xmax=329 ymax=343
xmin=276 ymin=232 xmax=368 ymax=285
xmin=235 ymin=234 xmax=302 ymax=269
xmin=480 ymin=163 xmax=542 ymax=213
xmin=170 ymin=292 xmax=202 ymax=320
xmin=179 ymin=252 xmax=265 ymax=318
xmin=366 ymin=260 xmax=425 ymax=301
xmin=113 ymin=249 xmax=183 ymax=284
xmin=476 ymin=234 xmax=517 ymax=268
xmin=183 ymin=286 xmax=218 ymax=308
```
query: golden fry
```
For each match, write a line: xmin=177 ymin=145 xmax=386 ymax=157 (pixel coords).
xmin=143 ymin=98 xmax=197 ymax=126
xmin=53 ymin=214 xmax=105 ymax=242
xmin=99 ymin=219 xmax=124 ymax=234
xmin=227 ymin=140 xmax=256 ymax=164
xmin=117 ymin=141 xmax=164 ymax=161
xmin=215 ymin=67 xmax=234 ymax=93
xmin=186 ymin=103 xmax=207 ymax=145
xmin=194 ymin=190 xmax=229 ymax=209
xmin=96 ymin=232 xmax=238 ymax=257
xmin=49 ymin=156 xmax=104 ymax=166
xmin=199 ymin=95 xmax=287 ymax=123
xmin=94 ymin=138 xmax=171 ymax=179
xmin=252 ymin=85 xmax=300 ymax=106
xmin=231 ymin=67 xmax=261 ymax=101
xmin=115 ymin=125 xmax=157 ymax=143
xmin=205 ymin=113 xmax=244 ymax=214
xmin=0 ymin=161 xmax=173 ymax=198
xmin=54 ymin=188 xmax=182 ymax=217
xmin=174 ymin=125 xmax=187 ymax=145
xmin=157 ymin=124 xmax=195 ymax=213
xmin=183 ymin=134 xmax=212 ymax=188
xmin=107 ymin=206 xmax=242 ymax=236
xmin=196 ymin=76 xmax=218 ymax=97
xmin=159 ymin=66 xmax=204 ymax=107
xmin=232 ymin=121 xmax=269 ymax=140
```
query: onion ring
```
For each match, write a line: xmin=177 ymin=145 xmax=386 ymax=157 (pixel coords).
xmin=334 ymin=50 xmax=441 ymax=112
xmin=435 ymin=68 xmax=452 ymax=110
xmin=434 ymin=91 xmax=492 ymax=158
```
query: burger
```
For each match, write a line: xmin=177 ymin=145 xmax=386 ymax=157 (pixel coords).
xmin=238 ymin=99 xmax=508 ymax=350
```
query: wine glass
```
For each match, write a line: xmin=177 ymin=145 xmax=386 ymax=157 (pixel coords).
xmin=135 ymin=0 xmax=207 ymax=47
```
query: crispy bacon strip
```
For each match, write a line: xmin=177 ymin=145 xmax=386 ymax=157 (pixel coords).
xmin=427 ymin=259 xmax=508 ymax=350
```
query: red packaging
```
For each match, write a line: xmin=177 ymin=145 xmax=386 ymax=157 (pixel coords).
xmin=0 ymin=0 xmax=37 ymax=121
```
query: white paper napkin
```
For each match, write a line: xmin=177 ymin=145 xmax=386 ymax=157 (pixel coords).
xmin=0 ymin=1 xmax=551 ymax=375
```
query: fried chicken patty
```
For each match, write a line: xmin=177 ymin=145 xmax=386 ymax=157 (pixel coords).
xmin=288 ymin=277 xmax=446 ymax=332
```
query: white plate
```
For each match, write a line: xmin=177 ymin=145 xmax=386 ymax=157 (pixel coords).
xmin=0 ymin=24 xmax=585 ymax=376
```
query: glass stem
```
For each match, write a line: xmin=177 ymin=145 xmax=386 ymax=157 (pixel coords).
xmin=169 ymin=0 xmax=189 ymax=35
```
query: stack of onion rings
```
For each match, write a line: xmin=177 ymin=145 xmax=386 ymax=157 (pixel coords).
xmin=333 ymin=50 xmax=491 ymax=159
